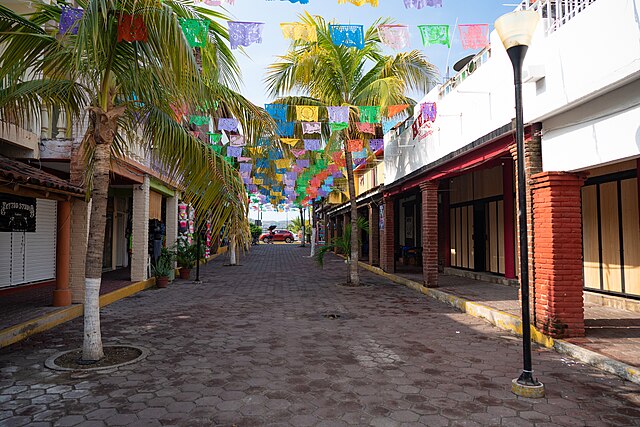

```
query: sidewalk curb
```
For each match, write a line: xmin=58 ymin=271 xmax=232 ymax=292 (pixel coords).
xmin=355 ymin=260 xmax=640 ymax=385
xmin=0 ymin=249 xmax=230 ymax=350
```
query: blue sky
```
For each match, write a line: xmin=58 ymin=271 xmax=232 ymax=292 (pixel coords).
xmin=218 ymin=0 xmax=515 ymax=107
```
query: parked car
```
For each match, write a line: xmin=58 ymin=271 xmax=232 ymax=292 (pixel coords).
xmin=260 ymin=229 xmax=295 ymax=244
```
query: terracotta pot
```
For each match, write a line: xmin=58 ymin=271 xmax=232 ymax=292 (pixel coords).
xmin=156 ymin=276 xmax=169 ymax=288
xmin=179 ymin=268 xmax=191 ymax=280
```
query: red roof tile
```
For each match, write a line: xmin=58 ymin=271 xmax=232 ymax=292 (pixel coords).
xmin=0 ymin=155 xmax=84 ymax=196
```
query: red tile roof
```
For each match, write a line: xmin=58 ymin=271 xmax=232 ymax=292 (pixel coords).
xmin=0 ymin=155 xmax=84 ymax=196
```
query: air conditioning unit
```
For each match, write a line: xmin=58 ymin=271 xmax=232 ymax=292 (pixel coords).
xmin=522 ymin=64 xmax=545 ymax=83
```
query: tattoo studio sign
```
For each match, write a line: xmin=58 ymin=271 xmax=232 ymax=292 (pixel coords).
xmin=0 ymin=195 xmax=37 ymax=232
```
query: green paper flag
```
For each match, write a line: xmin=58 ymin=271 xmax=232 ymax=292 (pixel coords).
xmin=330 ymin=122 xmax=349 ymax=132
xmin=208 ymin=132 xmax=222 ymax=143
xmin=189 ymin=115 xmax=209 ymax=126
xmin=418 ymin=25 xmax=450 ymax=48
xmin=210 ymin=144 xmax=223 ymax=154
xmin=359 ymin=106 xmax=380 ymax=123
xmin=179 ymin=18 xmax=210 ymax=48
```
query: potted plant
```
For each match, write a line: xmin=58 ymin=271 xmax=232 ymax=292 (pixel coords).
xmin=153 ymin=247 xmax=176 ymax=288
xmin=176 ymin=240 xmax=196 ymax=280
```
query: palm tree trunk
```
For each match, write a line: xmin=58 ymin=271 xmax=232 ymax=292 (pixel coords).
xmin=344 ymin=145 xmax=360 ymax=286
xmin=310 ymin=201 xmax=316 ymax=257
xmin=82 ymin=140 xmax=110 ymax=361
xmin=300 ymin=208 xmax=306 ymax=247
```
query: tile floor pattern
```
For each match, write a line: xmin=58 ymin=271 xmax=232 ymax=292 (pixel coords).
xmin=1 ymin=244 xmax=640 ymax=426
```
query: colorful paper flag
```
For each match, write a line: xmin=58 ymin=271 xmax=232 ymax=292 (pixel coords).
xmin=421 ymin=102 xmax=437 ymax=122
xmin=329 ymin=24 xmax=365 ymax=50
xmin=280 ymin=22 xmax=317 ymax=42
xmin=353 ymin=148 xmax=368 ymax=159
xmin=347 ymin=139 xmax=364 ymax=152
xmin=359 ymin=106 xmax=380 ymax=123
xmin=296 ymin=106 xmax=319 ymax=122
xmin=117 ymin=14 xmax=148 ymax=42
xmin=403 ymin=0 xmax=442 ymax=9
xmin=377 ymin=24 xmax=410 ymax=50
xmin=59 ymin=6 xmax=83 ymax=35
xmin=459 ymin=24 xmax=489 ymax=50
xmin=265 ymin=104 xmax=288 ymax=122
xmin=207 ymin=132 xmax=222 ymax=143
xmin=327 ymin=106 xmax=350 ymax=123
xmin=302 ymin=122 xmax=322 ymax=134
xmin=189 ymin=115 xmax=209 ymax=126
xmin=304 ymin=139 xmax=322 ymax=151
xmin=227 ymin=146 xmax=242 ymax=158
xmin=228 ymin=21 xmax=265 ymax=50
xmin=280 ymin=138 xmax=299 ymax=147
xmin=276 ymin=121 xmax=295 ymax=137
xmin=230 ymin=135 xmax=245 ymax=146
xmin=291 ymin=149 xmax=306 ymax=158
xmin=330 ymin=122 xmax=349 ymax=132
xmin=387 ymin=104 xmax=409 ymax=117
xmin=356 ymin=122 xmax=376 ymax=134
xmin=275 ymin=159 xmax=290 ymax=169
xmin=369 ymin=139 xmax=384 ymax=152
xmin=418 ymin=25 xmax=450 ymax=48
xmin=179 ymin=18 xmax=210 ymax=48
xmin=218 ymin=118 xmax=238 ymax=131
xmin=338 ymin=0 xmax=378 ymax=6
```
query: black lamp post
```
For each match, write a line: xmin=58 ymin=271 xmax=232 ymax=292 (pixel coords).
xmin=495 ymin=9 xmax=545 ymax=398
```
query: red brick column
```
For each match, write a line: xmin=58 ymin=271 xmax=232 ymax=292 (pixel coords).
xmin=420 ymin=181 xmax=439 ymax=287
xmin=380 ymin=196 xmax=395 ymax=273
xmin=368 ymin=203 xmax=380 ymax=266
xmin=531 ymin=172 xmax=585 ymax=338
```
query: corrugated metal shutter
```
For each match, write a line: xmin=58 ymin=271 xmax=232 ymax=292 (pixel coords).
xmin=0 ymin=198 xmax=56 ymax=287
xmin=24 ymin=199 xmax=57 ymax=283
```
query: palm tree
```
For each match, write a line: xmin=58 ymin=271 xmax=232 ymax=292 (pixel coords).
xmin=266 ymin=13 xmax=438 ymax=286
xmin=0 ymin=0 xmax=271 ymax=361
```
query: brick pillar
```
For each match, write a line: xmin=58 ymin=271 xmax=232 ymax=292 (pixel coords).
xmin=53 ymin=200 xmax=72 ymax=306
xmin=368 ymin=203 xmax=380 ymax=266
xmin=503 ymin=160 xmax=516 ymax=279
xmin=380 ymin=196 xmax=395 ymax=273
xmin=165 ymin=192 xmax=178 ymax=248
xmin=69 ymin=198 xmax=88 ymax=303
xmin=531 ymin=172 xmax=585 ymax=338
xmin=131 ymin=175 xmax=150 ymax=282
xmin=420 ymin=181 xmax=439 ymax=287
xmin=510 ymin=123 xmax=542 ymax=314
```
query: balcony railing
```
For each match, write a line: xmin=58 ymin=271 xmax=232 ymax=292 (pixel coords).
xmin=439 ymin=47 xmax=492 ymax=99
xmin=518 ymin=0 xmax=598 ymax=34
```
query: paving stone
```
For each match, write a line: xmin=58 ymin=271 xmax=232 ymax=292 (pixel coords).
xmin=0 ymin=245 xmax=639 ymax=426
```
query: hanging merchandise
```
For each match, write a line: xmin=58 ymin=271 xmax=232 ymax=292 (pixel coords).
xmin=369 ymin=139 xmax=384 ymax=152
xmin=329 ymin=24 xmax=365 ymax=50
xmin=280 ymin=22 xmax=317 ymax=43
xmin=117 ymin=14 xmax=148 ymax=42
xmin=230 ymin=134 xmax=246 ymax=146
xmin=418 ymin=24 xmax=450 ymax=48
xmin=296 ymin=106 xmax=319 ymax=122
xmin=403 ymin=0 xmax=442 ymax=8
xmin=280 ymin=138 xmax=299 ymax=147
xmin=459 ymin=24 xmax=489 ymax=50
xmin=228 ymin=21 xmax=265 ymax=50
xmin=218 ymin=118 xmax=239 ymax=131
xmin=302 ymin=122 xmax=321 ymax=135
xmin=347 ymin=139 xmax=364 ymax=152
xmin=356 ymin=122 xmax=376 ymax=134
xmin=338 ymin=0 xmax=378 ymax=6
xmin=421 ymin=102 xmax=437 ymax=122
xmin=359 ymin=106 xmax=380 ymax=123
xmin=291 ymin=149 xmax=306 ymax=158
xmin=227 ymin=146 xmax=242 ymax=158
xmin=179 ymin=18 xmax=210 ymax=48
xmin=265 ymin=103 xmax=288 ymax=122
xmin=276 ymin=121 xmax=295 ymax=137
xmin=189 ymin=115 xmax=209 ymax=126
xmin=304 ymin=139 xmax=322 ymax=151
xmin=59 ymin=6 xmax=83 ymax=35
xmin=377 ymin=24 xmax=410 ymax=50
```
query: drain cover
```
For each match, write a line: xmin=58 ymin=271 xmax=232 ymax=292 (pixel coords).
xmin=323 ymin=313 xmax=342 ymax=320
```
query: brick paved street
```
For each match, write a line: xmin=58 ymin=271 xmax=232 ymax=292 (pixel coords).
xmin=1 ymin=244 xmax=640 ymax=427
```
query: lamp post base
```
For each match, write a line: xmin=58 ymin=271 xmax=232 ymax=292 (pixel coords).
xmin=511 ymin=378 xmax=545 ymax=398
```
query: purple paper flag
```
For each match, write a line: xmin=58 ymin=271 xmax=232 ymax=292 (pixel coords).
xmin=227 ymin=146 xmax=242 ymax=158
xmin=421 ymin=102 xmax=437 ymax=122
xmin=285 ymin=172 xmax=298 ymax=181
xmin=297 ymin=159 xmax=310 ymax=168
xmin=369 ymin=139 xmax=384 ymax=152
xmin=239 ymin=163 xmax=253 ymax=173
xmin=60 ymin=6 xmax=84 ymax=35
xmin=327 ymin=106 xmax=350 ymax=123
xmin=228 ymin=21 xmax=265 ymax=50
xmin=218 ymin=118 xmax=238 ymax=131
xmin=230 ymin=134 xmax=246 ymax=146
xmin=403 ymin=0 xmax=442 ymax=9
xmin=304 ymin=139 xmax=321 ymax=151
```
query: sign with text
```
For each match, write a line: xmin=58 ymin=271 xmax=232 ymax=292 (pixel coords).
xmin=0 ymin=195 xmax=37 ymax=232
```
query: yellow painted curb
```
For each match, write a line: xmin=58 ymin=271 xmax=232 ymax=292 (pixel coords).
xmin=1 ymin=276 xmax=159 ymax=349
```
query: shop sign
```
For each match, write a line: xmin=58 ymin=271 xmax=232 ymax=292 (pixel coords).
xmin=0 ymin=194 xmax=37 ymax=232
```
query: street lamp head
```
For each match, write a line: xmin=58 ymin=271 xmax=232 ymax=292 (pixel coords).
xmin=495 ymin=9 xmax=540 ymax=50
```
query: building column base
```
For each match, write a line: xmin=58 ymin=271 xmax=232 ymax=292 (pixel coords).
xmin=52 ymin=289 xmax=72 ymax=307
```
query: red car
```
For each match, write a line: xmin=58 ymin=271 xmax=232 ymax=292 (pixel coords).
xmin=260 ymin=229 xmax=295 ymax=244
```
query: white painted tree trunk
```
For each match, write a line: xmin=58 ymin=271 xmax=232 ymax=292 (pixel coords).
xmin=229 ymin=235 xmax=237 ymax=265
xmin=82 ymin=278 xmax=104 ymax=361
xmin=310 ymin=227 xmax=317 ymax=257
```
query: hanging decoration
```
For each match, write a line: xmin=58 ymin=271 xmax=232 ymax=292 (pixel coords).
xmin=208 ymin=132 xmax=222 ymax=143
xmin=403 ymin=0 xmax=442 ymax=8
xmin=280 ymin=138 xmax=299 ymax=146
xmin=292 ymin=149 xmax=306 ymax=158
xmin=303 ymin=139 xmax=322 ymax=151
xmin=418 ymin=24 xmax=450 ymax=48
xmin=356 ymin=122 xmax=376 ymax=134
xmin=459 ymin=24 xmax=489 ymax=50
xmin=179 ymin=18 xmax=210 ymax=48
xmin=337 ymin=0 xmax=378 ymax=6
xmin=275 ymin=159 xmax=290 ymax=169
xmin=218 ymin=118 xmax=238 ymax=131
xmin=239 ymin=163 xmax=253 ymax=173
xmin=359 ymin=106 xmax=380 ymax=123
xmin=227 ymin=146 xmax=242 ymax=158
xmin=230 ymin=135 xmax=246 ymax=146
xmin=280 ymin=22 xmax=317 ymax=43
xmin=302 ymin=122 xmax=322 ymax=134
xmin=387 ymin=104 xmax=409 ymax=117
xmin=59 ymin=6 xmax=83 ymax=35
xmin=347 ymin=139 xmax=364 ymax=152
xmin=265 ymin=104 xmax=288 ymax=122
xmin=228 ymin=21 xmax=265 ymax=50
xmin=329 ymin=24 xmax=365 ymax=50
xmin=421 ymin=102 xmax=437 ymax=122
xmin=276 ymin=121 xmax=295 ymax=137
xmin=117 ymin=14 xmax=148 ymax=43
xmin=369 ymin=139 xmax=384 ymax=152
xmin=330 ymin=122 xmax=349 ymax=132
xmin=297 ymin=159 xmax=310 ymax=168
xmin=353 ymin=148 xmax=368 ymax=159
xmin=189 ymin=115 xmax=209 ymax=126
xmin=296 ymin=106 xmax=319 ymax=122
xmin=377 ymin=25 xmax=410 ymax=50
xmin=327 ymin=106 xmax=350 ymax=123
